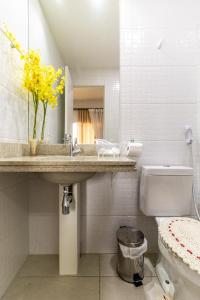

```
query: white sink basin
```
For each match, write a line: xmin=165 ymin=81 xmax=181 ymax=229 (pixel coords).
xmin=40 ymin=172 xmax=95 ymax=185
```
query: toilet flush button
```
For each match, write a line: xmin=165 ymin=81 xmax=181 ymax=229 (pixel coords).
xmin=156 ymin=263 xmax=175 ymax=299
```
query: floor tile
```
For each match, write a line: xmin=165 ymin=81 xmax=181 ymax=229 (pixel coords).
xmin=18 ymin=255 xmax=59 ymax=277
xmin=100 ymin=276 xmax=162 ymax=300
xmin=18 ymin=254 xmax=100 ymax=278
xmin=144 ymin=253 xmax=157 ymax=277
xmin=3 ymin=254 xmax=160 ymax=300
xmin=2 ymin=277 xmax=99 ymax=300
xmin=100 ymin=254 xmax=117 ymax=276
xmin=145 ymin=253 xmax=158 ymax=267
xmin=100 ymin=253 xmax=157 ymax=277
xmin=78 ymin=254 xmax=99 ymax=277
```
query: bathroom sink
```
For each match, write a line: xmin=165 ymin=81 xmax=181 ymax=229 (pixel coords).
xmin=0 ymin=155 xmax=135 ymax=184
xmin=40 ymin=172 xmax=95 ymax=185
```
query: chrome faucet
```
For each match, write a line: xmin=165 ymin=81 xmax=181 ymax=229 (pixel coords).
xmin=64 ymin=133 xmax=81 ymax=156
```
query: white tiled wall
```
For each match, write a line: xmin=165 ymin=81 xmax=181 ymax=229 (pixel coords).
xmin=79 ymin=0 xmax=200 ymax=254
xmin=29 ymin=176 xmax=59 ymax=254
xmin=28 ymin=0 xmax=65 ymax=254
xmin=80 ymin=172 xmax=158 ymax=253
xmin=0 ymin=174 xmax=29 ymax=298
xmin=120 ymin=0 xmax=198 ymax=164
xmin=29 ymin=0 xmax=65 ymax=143
xmin=117 ymin=0 xmax=199 ymax=253
xmin=0 ymin=0 xmax=64 ymax=296
xmin=79 ymin=167 xmax=158 ymax=254
xmin=70 ymin=5 xmax=200 ymax=255
xmin=0 ymin=1 xmax=30 ymax=297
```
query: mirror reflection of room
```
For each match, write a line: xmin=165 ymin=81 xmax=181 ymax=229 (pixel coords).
xmin=73 ymin=86 xmax=104 ymax=144
xmin=37 ymin=0 xmax=119 ymax=145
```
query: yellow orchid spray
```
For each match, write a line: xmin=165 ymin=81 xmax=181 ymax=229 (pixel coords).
xmin=22 ymin=50 xmax=43 ymax=139
xmin=38 ymin=65 xmax=65 ymax=141
xmin=1 ymin=25 xmax=65 ymax=141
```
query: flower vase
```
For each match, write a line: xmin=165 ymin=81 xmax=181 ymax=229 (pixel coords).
xmin=29 ymin=138 xmax=38 ymax=156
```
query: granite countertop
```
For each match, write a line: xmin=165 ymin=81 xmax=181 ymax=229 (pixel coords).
xmin=0 ymin=155 xmax=136 ymax=173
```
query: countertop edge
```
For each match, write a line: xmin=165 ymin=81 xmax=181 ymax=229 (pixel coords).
xmin=0 ymin=156 xmax=136 ymax=173
xmin=0 ymin=165 xmax=136 ymax=173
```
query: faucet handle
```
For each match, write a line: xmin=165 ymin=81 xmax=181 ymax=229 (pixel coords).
xmin=64 ymin=133 xmax=72 ymax=144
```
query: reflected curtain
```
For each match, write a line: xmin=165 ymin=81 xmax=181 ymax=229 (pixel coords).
xmin=75 ymin=109 xmax=103 ymax=144
xmin=77 ymin=109 xmax=94 ymax=144
xmin=89 ymin=109 xmax=103 ymax=140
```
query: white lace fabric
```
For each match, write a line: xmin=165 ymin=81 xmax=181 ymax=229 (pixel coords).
xmin=159 ymin=217 xmax=200 ymax=274
xmin=119 ymin=238 xmax=148 ymax=259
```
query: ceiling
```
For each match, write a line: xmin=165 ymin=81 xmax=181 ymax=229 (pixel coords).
xmin=74 ymin=86 xmax=104 ymax=101
xmin=39 ymin=0 xmax=119 ymax=69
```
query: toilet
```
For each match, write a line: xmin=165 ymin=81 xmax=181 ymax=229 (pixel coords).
xmin=140 ymin=166 xmax=200 ymax=300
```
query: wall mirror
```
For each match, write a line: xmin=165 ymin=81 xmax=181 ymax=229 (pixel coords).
xmin=0 ymin=0 xmax=119 ymax=144
xmin=0 ymin=0 xmax=29 ymax=143
xmin=31 ymin=0 xmax=120 ymax=144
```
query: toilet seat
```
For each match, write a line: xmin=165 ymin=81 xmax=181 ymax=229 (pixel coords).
xmin=159 ymin=217 xmax=200 ymax=274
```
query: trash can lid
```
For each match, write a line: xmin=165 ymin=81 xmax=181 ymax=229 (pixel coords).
xmin=117 ymin=226 xmax=144 ymax=247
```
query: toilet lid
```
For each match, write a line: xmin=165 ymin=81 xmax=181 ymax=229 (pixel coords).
xmin=159 ymin=217 xmax=200 ymax=274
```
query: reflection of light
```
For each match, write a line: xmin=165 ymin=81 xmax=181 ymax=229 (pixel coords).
xmin=73 ymin=122 xmax=78 ymax=143
xmin=89 ymin=0 xmax=105 ymax=10
xmin=55 ymin=0 xmax=63 ymax=4
xmin=113 ymin=81 xmax=120 ymax=91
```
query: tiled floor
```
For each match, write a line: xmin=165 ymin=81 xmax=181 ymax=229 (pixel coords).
xmin=2 ymin=254 xmax=165 ymax=300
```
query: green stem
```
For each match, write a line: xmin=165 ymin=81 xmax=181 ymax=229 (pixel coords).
xmin=32 ymin=93 xmax=39 ymax=139
xmin=41 ymin=101 xmax=48 ymax=142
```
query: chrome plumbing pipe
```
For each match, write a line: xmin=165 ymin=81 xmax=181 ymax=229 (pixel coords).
xmin=62 ymin=185 xmax=73 ymax=215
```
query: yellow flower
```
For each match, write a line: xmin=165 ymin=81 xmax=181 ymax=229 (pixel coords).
xmin=1 ymin=27 xmax=65 ymax=104
xmin=1 ymin=26 xmax=65 ymax=139
xmin=1 ymin=25 xmax=24 ymax=54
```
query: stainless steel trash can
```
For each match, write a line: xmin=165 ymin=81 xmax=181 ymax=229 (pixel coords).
xmin=117 ymin=226 xmax=146 ymax=286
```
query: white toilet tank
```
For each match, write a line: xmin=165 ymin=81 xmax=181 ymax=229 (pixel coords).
xmin=140 ymin=166 xmax=193 ymax=216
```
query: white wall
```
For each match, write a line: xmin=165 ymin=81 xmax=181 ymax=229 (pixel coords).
xmin=0 ymin=0 xmax=29 ymax=143
xmin=28 ymin=0 xmax=65 ymax=254
xmin=29 ymin=176 xmax=59 ymax=254
xmin=80 ymin=171 xmax=158 ymax=253
xmin=120 ymin=0 xmax=197 ymax=165
xmin=74 ymin=99 xmax=103 ymax=109
xmin=29 ymin=0 xmax=65 ymax=143
xmin=0 ymin=175 xmax=29 ymax=297
xmin=69 ymin=55 xmax=158 ymax=254
xmin=117 ymin=0 xmax=199 ymax=253
xmin=0 ymin=1 xmax=29 ymax=297
xmin=79 ymin=0 xmax=200 ymax=254
xmin=0 ymin=1 xmax=65 ymax=295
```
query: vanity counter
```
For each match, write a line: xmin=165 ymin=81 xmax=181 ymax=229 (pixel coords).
xmin=0 ymin=155 xmax=136 ymax=173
